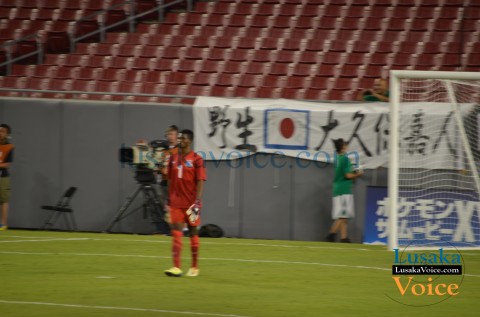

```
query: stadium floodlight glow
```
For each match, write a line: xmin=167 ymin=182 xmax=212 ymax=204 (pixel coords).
xmin=388 ymin=70 xmax=480 ymax=251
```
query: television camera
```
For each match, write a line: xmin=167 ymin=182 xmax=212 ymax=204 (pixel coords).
xmin=119 ymin=139 xmax=170 ymax=184
xmin=105 ymin=139 xmax=172 ymax=233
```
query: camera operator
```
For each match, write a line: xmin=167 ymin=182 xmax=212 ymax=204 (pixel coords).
xmin=152 ymin=125 xmax=179 ymax=235
xmin=357 ymin=78 xmax=390 ymax=102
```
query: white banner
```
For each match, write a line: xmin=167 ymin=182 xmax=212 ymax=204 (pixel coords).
xmin=193 ymin=97 xmax=474 ymax=169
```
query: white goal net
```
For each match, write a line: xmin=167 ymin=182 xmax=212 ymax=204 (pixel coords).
xmin=388 ymin=71 xmax=480 ymax=250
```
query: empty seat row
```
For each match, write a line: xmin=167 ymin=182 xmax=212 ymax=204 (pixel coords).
xmin=76 ymin=40 xmax=477 ymax=60
xmin=215 ymin=0 xmax=477 ymax=6
xmin=162 ymin=12 xmax=476 ymax=32
xmin=195 ymin=3 xmax=471 ymax=20
xmin=0 ymin=0 xmax=128 ymax=10
xmin=136 ymin=23 xmax=479 ymax=42
xmin=103 ymin=32 xmax=477 ymax=52
xmin=0 ymin=74 xmax=370 ymax=102
xmin=0 ymin=8 xmax=99 ymax=21
xmin=17 ymin=52 xmax=477 ymax=79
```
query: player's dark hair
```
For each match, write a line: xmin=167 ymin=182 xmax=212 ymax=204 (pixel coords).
xmin=181 ymin=129 xmax=194 ymax=141
xmin=0 ymin=124 xmax=11 ymax=134
xmin=333 ymin=138 xmax=346 ymax=153
xmin=167 ymin=125 xmax=179 ymax=132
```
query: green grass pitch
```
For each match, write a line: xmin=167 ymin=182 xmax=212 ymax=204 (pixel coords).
xmin=0 ymin=230 xmax=479 ymax=317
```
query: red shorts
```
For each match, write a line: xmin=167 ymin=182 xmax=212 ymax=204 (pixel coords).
xmin=169 ymin=207 xmax=201 ymax=227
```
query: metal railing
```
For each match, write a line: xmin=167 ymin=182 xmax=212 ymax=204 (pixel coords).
xmin=71 ymin=0 xmax=193 ymax=50
xmin=0 ymin=0 xmax=193 ymax=75
xmin=0 ymin=34 xmax=43 ymax=74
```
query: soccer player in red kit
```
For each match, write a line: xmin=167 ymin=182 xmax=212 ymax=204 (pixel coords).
xmin=164 ymin=129 xmax=206 ymax=277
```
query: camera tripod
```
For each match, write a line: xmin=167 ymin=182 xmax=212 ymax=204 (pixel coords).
xmin=105 ymin=182 xmax=166 ymax=233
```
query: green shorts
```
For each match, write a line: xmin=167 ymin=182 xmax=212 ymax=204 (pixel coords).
xmin=0 ymin=177 xmax=11 ymax=203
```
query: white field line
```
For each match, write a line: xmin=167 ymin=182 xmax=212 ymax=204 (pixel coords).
xmin=2 ymin=234 xmax=480 ymax=256
xmin=0 ymin=300 xmax=254 ymax=317
xmin=3 ymin=250 xmax=480 ymax=277
xmin=0 ymin=234 xmax=386 ymax=252
xmin=0 ymin=238 xmax=90 ymax=243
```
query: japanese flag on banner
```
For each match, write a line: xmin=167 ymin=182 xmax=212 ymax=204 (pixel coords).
xmin=264 ymin=109 xmax=310 ymax=150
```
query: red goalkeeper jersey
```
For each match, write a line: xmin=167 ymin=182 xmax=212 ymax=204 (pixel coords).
xmin=168 ymin=150 xmax=207 ymax=208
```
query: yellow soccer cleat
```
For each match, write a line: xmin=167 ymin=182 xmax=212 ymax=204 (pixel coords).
xmin=186 ymin=267 xmax=199 ymax=277
xmin=164 ymin=267 xmax=183 ymax=277
xmin=0 ymin=225 xmax=7 ymax=231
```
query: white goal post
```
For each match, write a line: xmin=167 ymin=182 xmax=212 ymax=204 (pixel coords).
xmin=388 ymin=70 xmax=480 ymax=250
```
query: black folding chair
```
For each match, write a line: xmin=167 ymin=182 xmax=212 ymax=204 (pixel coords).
xmin=42 ymin=187 xmax=78 ymax=231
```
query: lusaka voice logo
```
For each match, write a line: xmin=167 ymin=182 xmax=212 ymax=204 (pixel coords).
xmin=386 ymin=241 xmax=465 ymax=306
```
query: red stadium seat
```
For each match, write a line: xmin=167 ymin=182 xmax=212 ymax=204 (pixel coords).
xmin=422 ymin=42 xmax=442 ymax=54
xmin=251 ymin=50 xmax=274 ymax=63
xmin=256 ymin=87 xmax=281 ymax=99
xmin=278 ymin=4 xmax=299 ymax=17
xmin=466 ymin=53 xmax=480 ymax=67
xmin=369 ymin=53 xmax=390 ymax=66
xmin=280 ymin=88 xmax=304 ymax=100
xmin=191 ymin=73 xmax=217 ymax=86
xmin=343 ymin=6 xmax=366 ymax=19
xmin=358 ymin=30 xmax=380 ymax=42
xmin=386 ymin=18 xmax=409 ymax=32
xmin=345 ymin=53 xmax=369 ymax=65
xmin=433 ymin=19 xmax=458 ymax=32
xmin=410 ymin=19 xmax=430 ymax=32
xmin=238 ymin=74 xmax=263 ymax=87
xmin=276 ymin=51 xmax=296 ymax=64
xmin=257 ymin=3 xmax=276 ymax=16
xmin=206 ymin=48 xmax=228 ymax=61
xmin=291 ymin=64 xmax=314 ymax=77
xmin=304 ymin=88 xmax=325 ymax=100
xmin=223 ymin=61 xmax=247 ymax=74
xmin=259 ymin=38 xmax=280 ymax=51
xmin=404 ymin=31 xmax=428 ymax=42
xmin=397 ymin=42 xmax=420 ymax=54
xmin=211 ymin=85 xmax=235 ymax=97
xmin=316 ymin=64 xmax=337 ymax=77
xmin=236 ymin=38 xmax=256 ymax=50
xmin=321 ymin=52 xmax=343 ymax=65
xmin=338 ymin=65 xmax=360 ymax=78
xmin=363 ymin=17 xmax=385 ymax=31
xmin=328 ymin=40 xmax=349 ymax=53
xmin=232 ymin=86 xmax=256 ymax=98
xmin=315 ymin=17 xmax=336 ymax=30
xmin=245 ymin=61 xmax=269 ymax=75
xmin=177 ymin=60 xmax=200 ymax=73
xmin=184 ymin=47 xmax=207 ymax=60
xmin=416 ymin=54 xmax=437 ymax=68
xmin=206 ymin=14 xmax=227 ymax=27
xmin=327 ymin=90 xmax=347 ymax=101
xmin=262 ymin=75 xmax=286 ymax=88
xmin=215 ymin=73 xmax=239 ymax=87
xmin=212 ymin=1 xmax=235 ymax=14
xmin=297 ymin=51 xmax=320 ymax=64
xmin=363 ymin=65 xmax=384 ymax=78
xmin=332 ymin=77 xmax=355 ymax=91
xmin=310 ymin=77 xmax=330 ymax=90
xmin=284 ymin=76 xmax=309 ymax=89
xmin=440 ymin=53 xmax=462 ymax=67
xmin=269 ymin=63 xmax=290 ymax=76
xmin=105 ymin=10 xmax=129 ymax=32
xmin=392 ymin=53 xmax=415 ymax=67
xmin=282 ymin=39 xmax=303 ymax=51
